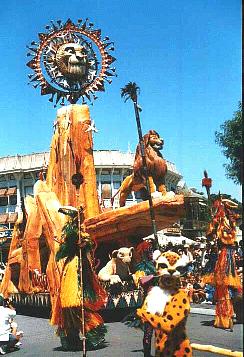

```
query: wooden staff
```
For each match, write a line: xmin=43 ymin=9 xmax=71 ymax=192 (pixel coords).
xmin=191 ymin=343 xmax=243 ymax=357
xmin=72 ymin=172 xmax=86 ymax=357
xmin=77 ymin=202 xmax=86 ymax=357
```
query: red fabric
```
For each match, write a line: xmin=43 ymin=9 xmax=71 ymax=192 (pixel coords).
xmin=215 ymin=286 xmax=234 ymax=318
xmin=214 ymin=285 xmax=234 ymax=329
xmin=202 ymin=177 xmax=212 ymax=188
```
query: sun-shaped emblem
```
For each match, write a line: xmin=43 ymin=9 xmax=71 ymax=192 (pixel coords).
xmin=27 ymin=19 xmax=116 ymax=106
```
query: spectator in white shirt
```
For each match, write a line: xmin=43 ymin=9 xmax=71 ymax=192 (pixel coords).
xmin=0 ymin=295 xmax=18 ymax=355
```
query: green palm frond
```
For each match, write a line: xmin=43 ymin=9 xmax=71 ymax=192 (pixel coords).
xmin=121 ymin=82 xmax=140 ymax=102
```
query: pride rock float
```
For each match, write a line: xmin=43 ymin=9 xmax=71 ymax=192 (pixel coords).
xmin=0 ymin=104 xmax=185 ymax=350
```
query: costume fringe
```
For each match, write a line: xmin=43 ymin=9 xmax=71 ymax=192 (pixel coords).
xmin=203 ymin=247 xmax=241 ymax=289
xmin=60 ymin=256 xmax=81 ymax=308
xmin=51 ymin=214 xmax=107 ymax=349
xmin=86 ymin=324 xmax=107 ymax=350
xmin=214 ymin=286 xmax=234 ymax=329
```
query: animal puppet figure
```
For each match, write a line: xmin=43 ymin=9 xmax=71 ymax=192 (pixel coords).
xmin=137 ymin=251 xmax=192 ymax=357
xmin=111 ymin=130 xmax=168 ymax=207
xmin=98 ymin=247 xmax=135 ymax=284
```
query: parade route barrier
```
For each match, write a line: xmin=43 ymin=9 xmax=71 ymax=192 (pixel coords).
xmin=191 ymin=343 xmax=243 ymax=356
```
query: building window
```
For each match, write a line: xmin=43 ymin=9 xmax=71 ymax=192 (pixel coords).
xmin=101 ymin=170 xmax=110 ymax=175
xmin=113 ymin=181 xmax=121 ymax=190
xmin=101 ymin=183 xmax=111 ymax=199
xmin=0 ymin=197 xmax=8 ymax=206
xmin=24 ymin=172 xmax=32 ymax=179
xmin=24 ymin=186 xmax=34 ymax=196
xmin=123 ymin=170 xmax=131 ymax=177
xmin=0 ymin=176 xmax=6 ymax=182
xmin=135 ymin=191 xmax=142 ymax=199
xmin=9 ymin=195 xmax=17 ymax=205
xmin=9 ymin=174 xmax=15 ymax=180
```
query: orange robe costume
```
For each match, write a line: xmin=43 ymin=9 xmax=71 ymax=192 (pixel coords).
xmin=203 ymin=198 xmax=241 ymax=329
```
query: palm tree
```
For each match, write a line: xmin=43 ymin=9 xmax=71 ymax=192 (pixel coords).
xmin=121 ymin=82 xmax=159 ymax=247
xmin=121 ymin=81 xmax=140 ymax=103
xmin=121 ymin=82 xmax=143 ymax=146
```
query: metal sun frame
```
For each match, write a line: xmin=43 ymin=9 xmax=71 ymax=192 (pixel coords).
xmin=27 ymin=18 xmax=116 ymax=106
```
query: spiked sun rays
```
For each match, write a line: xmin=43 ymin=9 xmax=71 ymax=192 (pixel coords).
xmin=27 ymin=18 xmax=116 ymax=106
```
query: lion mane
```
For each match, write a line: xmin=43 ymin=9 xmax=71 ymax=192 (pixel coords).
xmin=112 ymin=130 xmax=167 ymax=207
xmin=133 ymin=129 xmax=167 ymax=188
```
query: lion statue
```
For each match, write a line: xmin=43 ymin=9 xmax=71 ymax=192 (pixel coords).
xmin=112 ymin=130 xmax=167 ymax=207
xmin=98 ymin=247 xmax=136 ymax=285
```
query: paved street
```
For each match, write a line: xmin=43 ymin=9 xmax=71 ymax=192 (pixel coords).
xmin=6 ymin=308 xmax=242 ymax=357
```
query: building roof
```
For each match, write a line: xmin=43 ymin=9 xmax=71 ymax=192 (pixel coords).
xmin=94 ymin=150 xmax=134 ymax=167
xmin=0 ymin=152 xmax=49 ymax=174
xmin=0 ymin=150 xmax=182 ymax=176
xmin=0 ymin=212 xmax=18 ymax=224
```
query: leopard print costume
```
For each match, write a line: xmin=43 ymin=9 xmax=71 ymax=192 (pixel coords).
xmin=137 ymin=251 xmax=192 ymax=357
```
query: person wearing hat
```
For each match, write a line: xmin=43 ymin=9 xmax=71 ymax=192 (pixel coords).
xmin=0 ymin=295 xmax=18 ymax=355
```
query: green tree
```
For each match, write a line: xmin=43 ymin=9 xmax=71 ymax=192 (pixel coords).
xmin=215 ymin=102 xmax=242 ymax=184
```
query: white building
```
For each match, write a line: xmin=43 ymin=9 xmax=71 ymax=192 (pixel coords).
xmin=0 ymin=150 xmax=182 ymax=229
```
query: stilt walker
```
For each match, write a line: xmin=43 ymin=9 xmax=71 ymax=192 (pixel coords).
xmin=202 ymin=172 xmax=241 ymax=330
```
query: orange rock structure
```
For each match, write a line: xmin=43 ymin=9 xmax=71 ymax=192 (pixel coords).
xmin=0 ymin=104 xmax=100 ymax=300
xmin=85 ymin=194 xmax=184 ymax=243
xmin=0 ymin=104 xmax=185 ymax=303
xmin=46 ymin=104 xmax=101 ymax=218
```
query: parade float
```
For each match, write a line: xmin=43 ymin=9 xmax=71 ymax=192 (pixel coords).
xmin=0 ymin=18 xmax=242 ymax=357
xmin=0 ymin=18 xmax=185 ymax=353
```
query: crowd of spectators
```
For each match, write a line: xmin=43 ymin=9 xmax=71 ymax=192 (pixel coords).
xmin=159 ymin=238 xmax=243 ymax=306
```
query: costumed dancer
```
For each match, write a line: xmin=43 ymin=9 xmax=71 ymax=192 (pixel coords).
xmin=134 ymin=239 xmax=156 ymax=357
xmin=202 ymin=197 xmax=241 ymax=330
xmin=137 ymin=250 xmax=192 ymax=357
xmin=50 ymin=207 xmax=107 ymax=352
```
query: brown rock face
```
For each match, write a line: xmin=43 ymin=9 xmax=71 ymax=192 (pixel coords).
xmin=46 ymin=104 xmax=100 ymax=218
xmin=0 ymin=105 xmax=100 ymax=296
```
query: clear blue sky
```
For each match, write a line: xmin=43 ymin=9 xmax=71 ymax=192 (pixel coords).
xmin=0 ymin=0 xmax=241 ymax=200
